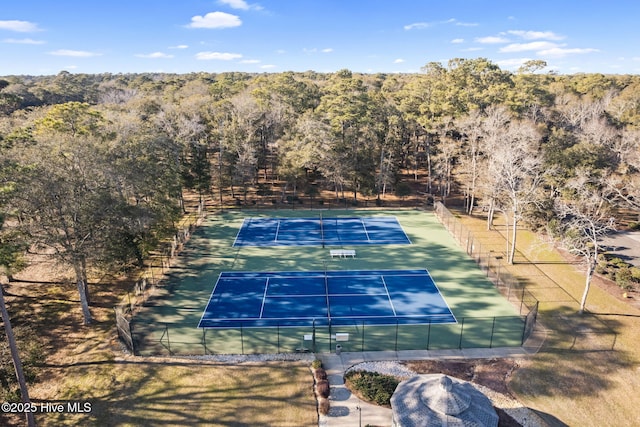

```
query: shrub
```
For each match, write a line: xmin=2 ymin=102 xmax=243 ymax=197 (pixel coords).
xmin=344 ymin=370 xmax=399 ymax=407
xmin=628 ymin=221 xmax=640 ymax=231
xmin=314 ymin=368 xmax=327 ymax=381
xmin=318 ymin=397 xmax=330 ymax=415
xmin=311 ymin=358 xmax=322 ymax=370
xmin=315 ymin=380 xmax=330 ymax=398
xmin=616 ymin=266 xmax=634 ymax=290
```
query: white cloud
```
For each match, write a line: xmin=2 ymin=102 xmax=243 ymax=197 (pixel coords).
xmin=538 ymin=47 xmax=599 ymax=57
xmin=48 ymin=49 xmax=102 ymax=57
xmin=452 ymin=20 xmax=478 ymax=27
xmin=219 ymin=0 xmax=250 ymax=9
xmin=2 ymin=38 xmax=45 ymax=44
xmin=187 ymin=12 xmax=241 ymax=29
xmin=240 ymin=59 xmax=261 ymax=64
xmin=499 ymin=41 xmax=559 ymax=53
xmin=394 ymin=58 xmax=405 ymax=64
xmin=500 ymin=40 xmax=599 ymax=58
xmin=0 ymin=20 xmax=41 ymax=32
xmin=218 ymin=0 xmax=263 ymax=10
xmin=195 ymin=51 xmax=242 ymax=60
xmin=405 ymin=18 xmax=476 ymax=31
xmin=404 ymin=22 xmax=429 ymax=30
xmin=260 ymin=64 xmax=276 ymax=69
xmin=451 ymin=38 xmax=464 ymax=44
xmin=169 ymin=44 xmax=189 ymax=49
xmin=275 ymin=49 xmax=286 ymax=54
xmin=321 ymin=48 xmax=333 ymax=53
xmin=496 ymin=58 xmax=533 ymax=70
xmin=507 ymin=30 xmax=564 ymax=40
xmin=476 ymin=36 xmax=510 ymax=44
xmin=135 ymin=52 xmax=174 ymax=59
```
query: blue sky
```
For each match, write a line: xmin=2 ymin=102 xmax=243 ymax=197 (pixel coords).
xmin=1 ymin=0 xmax=639 ymax=75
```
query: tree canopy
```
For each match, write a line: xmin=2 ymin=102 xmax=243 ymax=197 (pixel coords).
xmin=2 ymin=60 xmax=640 ymax=320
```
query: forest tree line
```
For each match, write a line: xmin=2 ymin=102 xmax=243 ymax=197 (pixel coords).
xmin=2 ymin=58 xmax=640 ymax=321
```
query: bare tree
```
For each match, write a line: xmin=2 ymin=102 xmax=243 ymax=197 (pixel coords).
xmin=550 ymin=171 xmax=617 ymax=313
xmin=456 ymin=110 xmax=485 ymax=214
xmin=486 ymin=117 xmax=543 ymax=264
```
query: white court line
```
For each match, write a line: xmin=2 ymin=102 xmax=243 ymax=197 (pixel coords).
xmin=274 ymin=219 xmax=281 ymax=242
xmin=259 ymin=277 xmax=270 ymax=319
xmin=361 ymin=217 xmax=372 ymax=241
xmin=380 ymin=275 xmax=397 ymax=316
xmin=267 ymin=292 xmax=389 ymax=298
xmin=391 ymin=215 xmax=413 ymax=244
xmin=197 ymin=273 xmax=224 ymax=327
xmin=231 ymin=218 xmax=249 ymax=247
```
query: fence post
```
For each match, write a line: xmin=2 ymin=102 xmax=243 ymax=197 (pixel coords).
xmin=426 ymin=322 xmax=432 ymax=350
xmin=361 ymin=321 xmax=365 ymax=352
xmin=165 ymin=324 xmax=171 ymax=355
xmin=312 ymin=319 xmax=316 ymax=353
xmin=490 ymin=317 xmax=496 ymax=348
xmin=458 ymin=317 xmax=465 ymax=349
xmin=240 ymin=324 xmax=244 ymax=355
xmin=395 ymin=321 xmax=399 ymax=352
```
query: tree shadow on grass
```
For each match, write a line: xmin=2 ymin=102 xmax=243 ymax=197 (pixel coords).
xmin=36 ymin=360 xmax=317 ymax=427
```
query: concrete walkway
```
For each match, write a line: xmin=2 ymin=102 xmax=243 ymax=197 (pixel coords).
xmin=317 ymin=343 xmax=542 ymax=427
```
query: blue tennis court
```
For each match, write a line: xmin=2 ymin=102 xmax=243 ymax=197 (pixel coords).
xmin=198 ymin=269 xmax=456 ymax=328
xmin=233 ymin=216 xmax=411 ymax=247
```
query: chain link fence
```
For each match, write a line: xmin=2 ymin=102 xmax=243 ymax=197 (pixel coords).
xmin=115 ymin=201 xmax=206 ymax=355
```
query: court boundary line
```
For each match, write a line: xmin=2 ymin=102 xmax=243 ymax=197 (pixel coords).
xmin=273 ymin=218 xmax=281 ymax=242
xmin=259 ymin=277 xmax=270 ymax=319
xmin=391 ymin=215 xmax=413 ymax=244
xmin=231 ymin=217 xmax=249 ymax=247
xmin=266 ymin=293 xmax=391 ymax=298
xmin=361 ymin=217 xmax=372 ymax=242
xmin=218 ymin=269 xmax=431 ymax=279
xmin=197 ymin=273 xmax=225 ymax=327
xmin=232 ymin=216 xmax=412 ymax=247
xmin=200 ymin=313 xmax=458 ymax=322
xmin=380 ymin=275 xmax=397 ymax=316
xmin=200 ymin=269 xmax=458 ymax=327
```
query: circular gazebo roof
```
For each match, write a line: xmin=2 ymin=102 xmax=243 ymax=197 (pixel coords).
xmin=390 ymin=374 xmax=499 ymax=427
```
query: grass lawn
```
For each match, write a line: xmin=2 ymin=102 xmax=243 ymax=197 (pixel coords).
xmin=458 ymin=212 xmax=640 ymax=427
xmin=37 ymin=357 xmax=316 ymax=426
xmin=1 ymin=252 xmax=318 ymax=427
